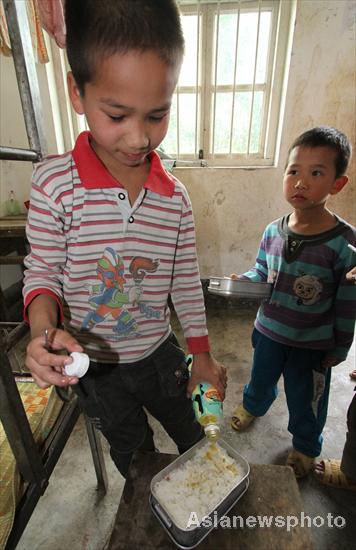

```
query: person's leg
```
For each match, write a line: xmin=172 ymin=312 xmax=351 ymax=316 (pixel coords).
xmin=231 ymin=330 xmax=287 ymax=431
xmin=341 ymin=391 xmax=356 ymax=481
xmin=313 ymin=392 xmax=356 ymax=490
xmin=284 ymin=348 xmax=331 ymax=460
xmin=139 ymin=334 xmax=204 ymax=453
xmin=73 ymin=362 xmax=153 ymax=478
xmin=242 ymin=329 xmax=286 ymax=416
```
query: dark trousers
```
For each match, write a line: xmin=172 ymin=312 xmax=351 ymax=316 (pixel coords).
xmin=341 ymin=390 xmax=356 ymax=480
xmin=73 ymin=333 xmax=203 ymax=477
xmin=243 ymin=329 xmax=331 ymax=457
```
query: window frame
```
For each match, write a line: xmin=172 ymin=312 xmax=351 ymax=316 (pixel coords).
xmin=168 ymin=0 xmax=295 ymax=167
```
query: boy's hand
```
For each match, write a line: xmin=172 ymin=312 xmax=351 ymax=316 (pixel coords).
xmin=187 ymin=352 xmax=227 ymax=400
xmin=321 ymin=355 xmax=342 ymax=369
xmin=26 ymin=328 xmax=84 ymax=389
xmin=346 ymin=266 xmax=356 ymax=282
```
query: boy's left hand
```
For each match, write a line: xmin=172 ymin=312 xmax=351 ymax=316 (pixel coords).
xmin=321 ymin=355 xmax=342 ymax=369
xmin=187 ymin=352 xmax=227 ymax=400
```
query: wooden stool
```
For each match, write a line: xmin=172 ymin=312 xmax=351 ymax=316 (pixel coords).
xmin=108 ymin=450 xmax=314 ymax=550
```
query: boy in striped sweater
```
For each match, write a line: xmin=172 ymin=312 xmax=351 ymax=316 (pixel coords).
xmin=23 ymin=0 xmax=226 ymax=477
xmin=230 ymin=127 xmax=355 ymax=478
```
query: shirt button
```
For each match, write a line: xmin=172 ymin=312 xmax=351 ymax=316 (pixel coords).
xmin=129 ymin=216 xmax=134 ymax=223
xmin=118 ymin=192 xmax=125 ymax=200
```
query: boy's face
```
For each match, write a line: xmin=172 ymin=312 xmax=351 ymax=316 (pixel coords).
xmin=283 ymin=146 xmax=348 ymax=210
xmin=68 ymin=50 xmax=180 ymax=177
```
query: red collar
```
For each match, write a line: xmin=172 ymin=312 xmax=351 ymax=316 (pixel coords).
xmin=72 ymin=131 xmax=175 ymax=197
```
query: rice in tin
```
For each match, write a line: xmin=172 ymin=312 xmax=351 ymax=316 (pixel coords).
xmin=153 ymin=442 xmax=241 ymax=529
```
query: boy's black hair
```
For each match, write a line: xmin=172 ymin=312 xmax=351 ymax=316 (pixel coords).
xmin=65 ymin=0 xmax=184 ymax=95
xmin=288 ymin=126 xmax=351 ymax=178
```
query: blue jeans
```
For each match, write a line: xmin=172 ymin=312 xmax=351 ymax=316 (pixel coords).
xmin=74 ymin=333 xmax=203 ymax=477
xmin=243 ymin=329 xmax=331 ymax=457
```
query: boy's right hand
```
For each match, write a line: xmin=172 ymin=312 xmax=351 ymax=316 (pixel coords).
xmin=25 ymin=328 xmax=84 ymax=389
xmin=346 ymin=266 xmax=356 ymax=282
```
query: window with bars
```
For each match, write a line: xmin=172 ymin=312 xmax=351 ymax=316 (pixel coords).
xmin=161 ymin=0 xmax=295 ymax=166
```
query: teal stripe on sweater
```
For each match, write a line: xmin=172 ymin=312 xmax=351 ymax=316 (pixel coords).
xmin=271 ymin=290 xmax=333 ymax=313
xmin=257 ymin=310 xmax=334 ymax=342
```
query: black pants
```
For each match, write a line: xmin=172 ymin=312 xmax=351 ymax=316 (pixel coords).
xmin=341 ymin=390 xmax=356 ymax=481
xmin=73 ymin=333 xmax=203 ymax=477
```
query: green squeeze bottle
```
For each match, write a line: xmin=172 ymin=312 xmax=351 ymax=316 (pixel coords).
xmin=187 ymin=355 xmax=223 ymax=440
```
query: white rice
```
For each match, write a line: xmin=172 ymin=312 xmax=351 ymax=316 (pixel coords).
xmin=153 ymin=442 xmax=241 ymax=530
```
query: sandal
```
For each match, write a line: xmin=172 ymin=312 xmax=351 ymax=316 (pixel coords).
xmin=314 ymin=459 xmax=356 ymax=491
xmin=286 ymin=449 xmax=315 ymax=479
xmin=231 ymin=404 xmax=255 ymax=431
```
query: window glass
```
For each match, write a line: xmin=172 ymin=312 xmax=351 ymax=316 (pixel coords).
xmin=160 ymin=1 xmax=293 ymax=165
xmin=179 ymin=15 xmax=199 ymax=86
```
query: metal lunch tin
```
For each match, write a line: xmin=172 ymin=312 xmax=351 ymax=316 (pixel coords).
xmin=150 ymin=438 xmax=250 ymax=549
xmin=208 ymin=277 xmax=272 ymax=300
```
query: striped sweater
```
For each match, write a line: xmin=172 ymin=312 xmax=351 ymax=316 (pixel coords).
xmin=243 ymin=215 xmax=356 ymax=360
xmin=23 ymin=131 xmax=209 ymax=363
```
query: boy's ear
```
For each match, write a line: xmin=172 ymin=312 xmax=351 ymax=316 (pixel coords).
xmin=67 ymin=72 xmax=84 ymax=115
xmin=330 ymin=175 xmax=348 ymax=195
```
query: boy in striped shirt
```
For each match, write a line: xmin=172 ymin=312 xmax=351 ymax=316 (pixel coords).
xmin=23 ymin=0 xmax=226 ymax=477
xmin=230 ymin=127 xmax=355 ymax=478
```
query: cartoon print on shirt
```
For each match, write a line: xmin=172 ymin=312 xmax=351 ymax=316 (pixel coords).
xmin=129 ymin=256 xmax=162 ymax=319
xmin=293 ymin=274 xmax=323 ymax=305
xmin=129 ymin=256 xmax=160 ymax=282
xmin=82 ymin=247 xmax=138 ymax=336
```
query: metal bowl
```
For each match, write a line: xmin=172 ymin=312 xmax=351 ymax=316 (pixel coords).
xmin=150 ymin=438 xmax=249 ymax=549
xmin=208 ymin=276 xmax=272 ymax=299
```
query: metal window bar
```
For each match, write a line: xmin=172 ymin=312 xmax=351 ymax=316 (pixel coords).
xmin=199 ymin=3 xmax=211 ymax=160
xmin=246 ymin=0 xmax=262 ymax=155
xmin=176 ymin=87 xmax=180 ymax=156
xmin=211 ymin=0 xmax=221 ymax=157
xmin=2 ymin=0 xmax=47 ymax=162
xmin=229 ymin=2 xmax=241 ymax=155
xmin=262 ymin=0 xmax=280 ymax=159
xmin=0 ymin=146 xmax=39 ymax=162
xmin=194 ymin=2 xmax=201 ymax=157
xmin=59 ymin=49 xmax=77 ymax=147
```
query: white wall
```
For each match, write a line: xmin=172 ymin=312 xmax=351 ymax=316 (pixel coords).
xmin=174 ymin=0 xmax=356 ymax=277
xmin=0 ymin=0 xmax=355 ymax=281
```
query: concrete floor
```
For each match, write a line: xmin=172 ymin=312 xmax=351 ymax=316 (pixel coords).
xmin=17 ymin=301 xmax=356 ymax=550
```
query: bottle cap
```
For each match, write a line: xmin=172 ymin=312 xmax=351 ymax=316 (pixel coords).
xmin=204 ymin=424 xmax=220 ymax=440
xmin=65 ymin=352 xmax=90 ymax=377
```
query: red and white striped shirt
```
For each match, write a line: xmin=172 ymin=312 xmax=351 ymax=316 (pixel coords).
xmin=23 ymin=132 xmax=209 ymax=363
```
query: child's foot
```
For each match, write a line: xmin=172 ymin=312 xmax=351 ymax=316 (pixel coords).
xmin=349 ymin=370 xmax=356 ymax=381
xmin=231 ymin=404 xmax=255 ymax=431
xmin=314 ymin=459 xmax=356 ymax=491
xmin=286 ymin=448 xmax=315 ymax=478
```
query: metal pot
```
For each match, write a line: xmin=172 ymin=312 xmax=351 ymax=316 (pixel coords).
xmin=208 ymin=277 xmax=272 ymax=300
xmin=150 ymin=438 xmax=250 ymax=549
